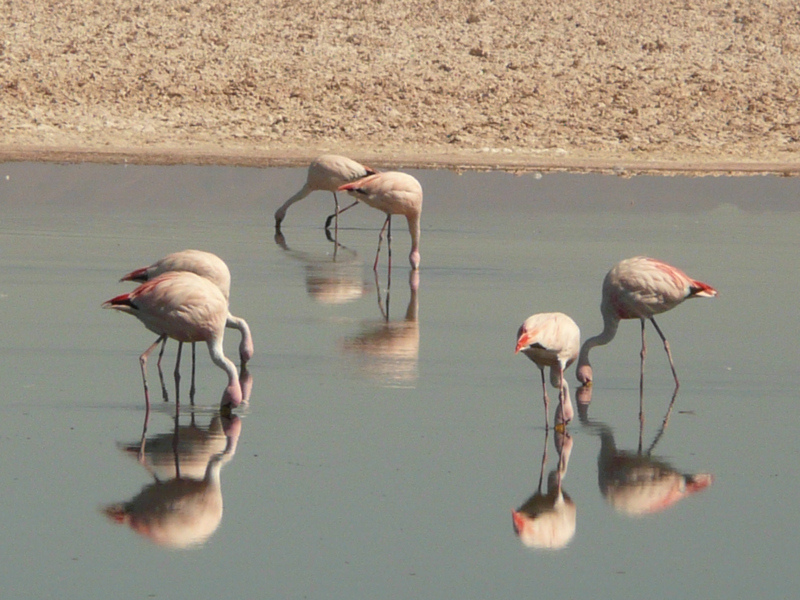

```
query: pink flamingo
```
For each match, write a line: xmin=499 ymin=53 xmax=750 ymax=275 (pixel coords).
xmin=577 ymin=256 xmax=717 ymax=389
xmin=120 ymin=250 xmax=254 ymax=391
xmin=273 ymin=154 xmax=376 ymax=236
xmin=337 ymin=171 xmax=423 ymax=271
xmin=516 ymin=313 xmax=580 ymax=429
xmin=103 ymin=271 xmax=243 ymax=409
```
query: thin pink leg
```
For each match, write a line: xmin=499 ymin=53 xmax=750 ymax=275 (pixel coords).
xmin=373 ymin=215 xmax=390 ymax=271
xmin=189 ymin=342 xmax=196 ymax=405
xmin=540 ymin=367 xmax=550 ymax=431
xmin=650 ymin=317 xmax=679 ymax=389
xmin=140 ymin=335 xmax=166 ymax=412
xmin=639 ymin=318 xmax=646 ymax=428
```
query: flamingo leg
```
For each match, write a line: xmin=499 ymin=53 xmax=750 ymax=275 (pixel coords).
xmin=373 ymin=214 xmax=391 ymax=271
xmin=156 ymin=336 xmax=168 ymax=369
xmin=387 ymin=214 xmax=393 ymax=275
xmin=332 ymin=191 xmax=340 ymax=252
xmin=140 ymin=335 xmax=166 ymax=413
xmin=190 ymin=342 xmax=197 ymax=405
xmin=650 ymin=317 xmax=679 ymax=389
xmin=324 ymin=200 xmax=360 ymax=230
xmin=639 ymin=318 xmax=646 ymax=429
xmin=174 ymin=341 xmax=183 ymax=408
xmin=540 ymin=367 xmax=550 ymax=431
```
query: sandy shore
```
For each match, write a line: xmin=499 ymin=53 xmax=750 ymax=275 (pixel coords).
xmin=2 ymin=0 xmax=800 ymax=174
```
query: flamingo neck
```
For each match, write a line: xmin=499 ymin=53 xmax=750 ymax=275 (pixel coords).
xmin=576 ymin=313 xmax=619 ymax=375
xmin=407 ymin=213 xmax=421 ymax=269
xmin=226 ymin=314 xmax=254 ymax=364
xmin=275 ymin=183 xmax=312 ymax=223
xmin=206 ymin=338 xmax=242 ymax=407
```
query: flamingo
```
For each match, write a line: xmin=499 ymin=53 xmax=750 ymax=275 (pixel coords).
xmin=516 ymin=312 xmax=580 ymax=429
xmin=103 ymin=271 xmax=243 ymax=409
xmin=120 ymin=250 xmax=254 ymax=394
xmin=576 ymin=256 xmax=717 ymax=389
xmin=337 ymin=171 xmax=423 ymax=271
xmin=273 ymin=154 xmax=376 ymax=237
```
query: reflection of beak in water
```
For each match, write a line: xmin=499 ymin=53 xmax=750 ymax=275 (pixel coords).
xmin=513 ymin=429 xmax=576 ymax=550
xmin=580 ymin=391 xmax=713 ymax=517
xmin=274 ymin=229 xmax=367 ymax=304
xmin=341 ymin=270 xmax=420 ymax=387
xmin=102 ymin=411 xmax=242 ymax=549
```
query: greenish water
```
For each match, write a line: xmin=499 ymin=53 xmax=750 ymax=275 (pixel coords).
xmin=0 ymin=162 xmax=797 ymax=599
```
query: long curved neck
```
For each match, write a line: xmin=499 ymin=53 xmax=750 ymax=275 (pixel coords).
xmin=206 ymin=337 xmax=242 ymax=407
xmin=226 ymin=314 xmax=253 ymax=365
xmin=577 ymin=313 xmax=619 ymax=370
xmin=406 ymin=213 xmax=421 ymax=269
xmin=275 ymin=184 xmax=312 ymax=222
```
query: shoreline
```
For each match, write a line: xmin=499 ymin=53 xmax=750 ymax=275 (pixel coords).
xmin=2 ymin=145 xmax=799 ymax=176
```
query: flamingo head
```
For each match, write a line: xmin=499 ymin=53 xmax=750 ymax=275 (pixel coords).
xmin=239 ymin=338 xmax=254 ymax=365
xmin=576 ymin=364 xmax=593 ymax=385
xmin=409 ymin=249 xmax=421 ymax=270
xmin=221 ymin=379 xmax=243 ymax=408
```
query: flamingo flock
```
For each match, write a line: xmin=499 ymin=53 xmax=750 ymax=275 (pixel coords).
xmin=99 ymin=155 xmax=719 ymax=551
xmin=104 ymin=156 xmax=717 ymax=427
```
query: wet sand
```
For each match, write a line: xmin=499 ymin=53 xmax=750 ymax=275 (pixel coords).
xmin=2 ymin=1 xmax=799 ymax=174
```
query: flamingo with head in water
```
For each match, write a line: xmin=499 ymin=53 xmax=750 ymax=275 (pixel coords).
xmin=516 ymin=312 xmax=580 ymax=429
xmin=104 ymin=271 xmax=243 ymax=409
xmin=273 ymin=154 xmax=376 ymax=237
xmin=576 ymin=256 xmax=717 ymax=389
xmin=120 ymin=250 xmax=253 ymax=396
xmin=337 ymin=171 xmax=423 ymax=272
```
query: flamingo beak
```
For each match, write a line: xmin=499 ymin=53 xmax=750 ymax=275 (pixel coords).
xmin=511 ymin=510 xmax=526 ymax=535
xmin=515 ymin=332 xmax=532 ymax=354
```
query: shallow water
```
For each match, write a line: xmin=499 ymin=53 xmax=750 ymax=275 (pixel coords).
xmin=1 ymin=162 xmax=798 ymax=599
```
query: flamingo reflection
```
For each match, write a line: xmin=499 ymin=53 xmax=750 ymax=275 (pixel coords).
xmin=512 ymin=428 xmax=576 ymax=550
xmin=103 ymin=409 xmax=242 ymax=548
xmin=274 ymin=229 xmax=367 ymax=304
xmin=341 ymin=270 xmax=420 ymax=387
xmin=579 ymin=388 xmax=713 ymax=517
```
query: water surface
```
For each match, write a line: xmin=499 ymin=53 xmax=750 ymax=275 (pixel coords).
xmin=0 ymin=163 xmax=797 ymax=599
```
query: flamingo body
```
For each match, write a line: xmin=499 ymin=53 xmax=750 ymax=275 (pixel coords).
xmin=121 ymin=249 xmax=232 ymax=300
xmin=577 ymin=256 xmax=717 ymax=386
xmin=121 ymin=250 xmax=253 ymax=365
xmin=274 ymin=154 xmax=375 ymax=226
xmin=338 ymin=171 xmax=423 ymax=270
xmin=104 ymin=271 xmax=242 ymax=407
xmin=516 ymin=312 xmax=580 ymax=427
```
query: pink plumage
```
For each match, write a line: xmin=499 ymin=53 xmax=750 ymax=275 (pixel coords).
xmin=577 ymin=256 xmax=717 ymax=387
xmin=515 ymin=312 xmax=580 ymax=428
xmin=104 ymin=271 xmax=243 ymax=408
xmin=338 ymin=171 xmax=423 ymax=271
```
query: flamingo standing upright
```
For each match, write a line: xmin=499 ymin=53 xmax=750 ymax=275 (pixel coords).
xmin=516 ymin=312 xmax=581 ymax=429
xmin=120 ymin=250 xmax=253 ymax=398
xmin=337 ymin=171 xmax=423 ymax=271
xmin=273 ymin=154 xmax=376 ymax=238
xmin=576 ymin=256 xmax=717 ymax=390
xmin=103 ymin=271 xmax=243 ymax=409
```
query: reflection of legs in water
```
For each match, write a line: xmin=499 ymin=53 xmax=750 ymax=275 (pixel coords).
xmin=374 ymin=269 xmax=391 ymax=322
xmin=172 ymin=403 xmax=182 ymax=479
xmin=645 ymin=385 xmax=680 ymax=455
